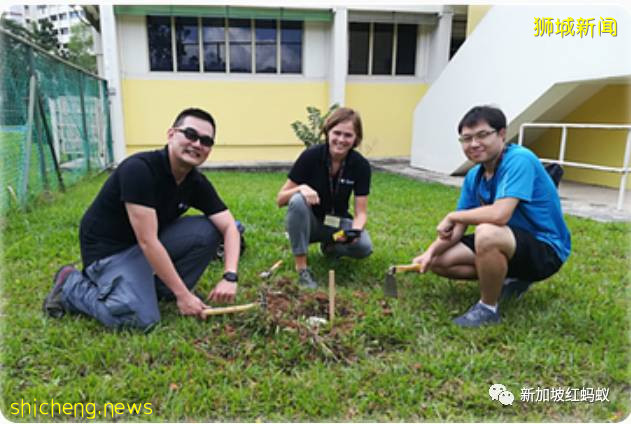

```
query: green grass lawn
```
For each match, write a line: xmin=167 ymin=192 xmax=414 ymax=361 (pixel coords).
xmin=1 ymin=171 xmax=629 ymax=422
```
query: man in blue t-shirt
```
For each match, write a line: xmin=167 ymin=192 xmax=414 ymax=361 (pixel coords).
xmin=412 ymin=105 xmax=571 ymax=327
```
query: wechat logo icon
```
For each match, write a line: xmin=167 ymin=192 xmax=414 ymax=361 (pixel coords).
xmin=489 ymin=383 xmax=514 ymax=406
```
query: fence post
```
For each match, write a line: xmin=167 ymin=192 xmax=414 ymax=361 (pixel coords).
xmin=559 ymin=126 xmax=567 ymax=162
xmin=35 ymin=108 xmax=49 ymax=191
xmin=617 ymin=130 xmax=631 ymax=210
xmin=21 ymin=74 xmax=37 ymax=208
xmin=102 ymin=80 xmax=114 ymax=166
xmin=78 ymin=72 xmax=91 ymax=172
xmin=37 ymin=91 xmax=65 ymax=192
xmin=97 ymin=80 xmax=105 ymax=167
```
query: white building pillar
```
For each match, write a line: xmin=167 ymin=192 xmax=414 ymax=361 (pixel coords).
xmin=329 ymin=7 xmax=348 ymax=107
xmin=100 ymin=5 xmax=126 ymax=164
xmin=91 ymin=28 xmax=104 ymax=77
xmin=427 ymin=9 xmax=453 ymax=83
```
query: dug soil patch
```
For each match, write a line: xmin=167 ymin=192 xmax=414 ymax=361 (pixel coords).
xmin=193 ymin=277 xmax=391 ymax=366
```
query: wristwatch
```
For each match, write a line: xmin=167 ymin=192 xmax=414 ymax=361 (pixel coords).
xmin=222 ymin=271 xmax=238 ymax=282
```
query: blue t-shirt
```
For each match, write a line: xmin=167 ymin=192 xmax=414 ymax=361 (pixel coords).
xmin=457 ymin=144 xmax=571 ymax=262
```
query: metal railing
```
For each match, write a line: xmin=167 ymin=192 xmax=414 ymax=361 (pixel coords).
xmin=518 ymin=123 xmax=631 ymax=210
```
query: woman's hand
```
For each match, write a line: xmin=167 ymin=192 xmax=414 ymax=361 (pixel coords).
xmin=299 ymin=184 xmax=320 ymax=205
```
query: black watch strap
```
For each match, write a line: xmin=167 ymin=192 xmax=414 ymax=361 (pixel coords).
xmin=222 ymin=271 xmax=238 ymax=282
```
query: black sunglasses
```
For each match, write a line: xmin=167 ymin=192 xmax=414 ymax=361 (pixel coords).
xmin=175 ymin=127 xmax=214 ymax=147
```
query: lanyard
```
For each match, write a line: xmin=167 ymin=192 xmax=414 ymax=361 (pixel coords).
xmin=328 ymin=159 xmax=345 ymax=214
xmin=476 ymin=145 xmax=506 ymax=206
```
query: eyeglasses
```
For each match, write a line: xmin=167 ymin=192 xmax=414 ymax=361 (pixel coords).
xmin=175 ymin=127 xmax=214 ymax=147
xmin=458 ymin=129 xmax=497 ymax=144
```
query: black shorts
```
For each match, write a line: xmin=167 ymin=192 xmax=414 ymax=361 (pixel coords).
xmin=460 ymin=226 xmax=562 ymax=282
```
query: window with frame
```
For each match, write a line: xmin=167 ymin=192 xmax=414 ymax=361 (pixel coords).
xmin=202 ymin=18 xmax=226 ymax=72
xmin=229 ymin=18 xmax=252 ymax=73
xmin=147 ymin=16 xmax=303 ymax=74
xmin=281 ymin=21 xmax=302 ymax=73
xmin=147 ymin=16 xmax=173 ymax=72
xmin=256 ymin=20 xmax=276 ymax=73
xmin=348 ymin=22 xmax=417 ymax=76
xmin=175 ymin=17 xmax=199 ymax=71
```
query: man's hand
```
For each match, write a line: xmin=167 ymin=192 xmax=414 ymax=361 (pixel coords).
xmin=299 ymin=185 xmax=320 ymax=205
xmin=436 ymin=213 xmax=455 ymax=240
xmin=176 ymin=291 xmax=208 ymax=319
xmin=412 ymin=250 xmax=434 ymax=273
xmin=207 ymin=279 xmax=237 ymax=303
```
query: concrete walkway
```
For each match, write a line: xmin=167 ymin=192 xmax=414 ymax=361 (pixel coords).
xmin=203 ymin=158 xmax=630 ymax=223
xmin=371 ymin=158 xmax=631 ymax=223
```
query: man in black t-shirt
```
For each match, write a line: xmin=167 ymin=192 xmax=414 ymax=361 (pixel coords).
xmin=43 ymin=108 xmax=242 ymax=331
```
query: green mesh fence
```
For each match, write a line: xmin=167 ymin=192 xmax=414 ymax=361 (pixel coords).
xmin=0 ymin=28 xmax=113 ymax=213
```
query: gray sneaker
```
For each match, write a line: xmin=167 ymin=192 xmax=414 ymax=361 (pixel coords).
xmin=453 ymin=302 xmax=500 ymax=328
xmin=42 ymin=265 xmax=77 ymax=318
xmin=297 ymin=268 xmax=318 ymax=289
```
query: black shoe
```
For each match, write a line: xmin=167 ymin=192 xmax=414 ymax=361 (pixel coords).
xmin=42 ymin=265 xmax=76 ymax=318
xmin=500 ymin=278 xmax=533 ymax=301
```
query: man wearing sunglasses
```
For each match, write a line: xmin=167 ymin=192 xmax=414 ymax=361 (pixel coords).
xmin=43 ymin=108 xmax=242 ymax=332
xmin=412 ymin=105 xmax=571 ymax=327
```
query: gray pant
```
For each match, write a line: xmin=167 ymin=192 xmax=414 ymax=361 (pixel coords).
xmin=61 ymin=216 xmax=221 ymax=332
xmin=285 ymin=192 xmax=372 ymax=259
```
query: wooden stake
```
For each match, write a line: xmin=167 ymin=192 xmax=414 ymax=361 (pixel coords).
xmin=328 ymin=269 xmax=335 ymax=323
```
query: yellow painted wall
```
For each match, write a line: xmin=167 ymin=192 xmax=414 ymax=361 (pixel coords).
xmin=529 ymin=84 xmax=631 ymax=189
xmin=466 ymin=5 xmax=492 ymax=36
xmin=345 ymin=83 xmax=429 ymax=158
xmin=122 ymin=78 xmax=429 ymax=161
xmin=121 ymin=79 xmax=328 ymax=162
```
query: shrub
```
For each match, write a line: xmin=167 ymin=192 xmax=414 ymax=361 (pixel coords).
xmin=290 ymin=104 xmax=339 ymax=148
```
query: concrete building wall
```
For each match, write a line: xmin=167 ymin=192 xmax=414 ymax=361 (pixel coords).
xmin=122 ymin=78 xmax=329 ymax=161
xmin=465 ymin=5 xmax=491 ymax=36
xmin=346 ymin=82 xmax=428 ymax=158
xmin=411 ymin=4 xmax=631 ymax=175
xmin=115 ymin=8 xmax=439 ymax=162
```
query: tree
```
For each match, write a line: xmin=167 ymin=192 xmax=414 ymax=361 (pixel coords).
xmin=65 ymin=23 xmax=96 ymax=73
xmin=32 ymin=17 xmax=60 ymax=54
xmin=0 ymin=13 xmax=36 ymax=41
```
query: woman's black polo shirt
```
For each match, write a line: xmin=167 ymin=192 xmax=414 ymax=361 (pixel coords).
xmin=288 ymin=143 xmax=371 ymax=221
xmin=79 ymin=146 xmax=226 ymax=267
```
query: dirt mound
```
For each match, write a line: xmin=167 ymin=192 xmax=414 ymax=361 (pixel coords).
xmin=193 ymin=277 xmax=365 ymax=364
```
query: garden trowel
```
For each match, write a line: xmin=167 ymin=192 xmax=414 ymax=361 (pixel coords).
xmin=259 ymin=259 xmax=283 ymax=279
xmin=383 ymin=264 xmax=422 ymax=298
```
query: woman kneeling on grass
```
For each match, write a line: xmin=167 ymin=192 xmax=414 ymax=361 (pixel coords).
xmin=276 ymin=107 xmax=373 ymax=288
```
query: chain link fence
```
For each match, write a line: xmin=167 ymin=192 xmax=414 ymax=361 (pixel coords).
xmin=0 ymin=28 xmax=113 ymax=214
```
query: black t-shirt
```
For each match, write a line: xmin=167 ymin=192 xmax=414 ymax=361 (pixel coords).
xmin=287 ymin=143 xmax=371 ymax=220
xmin=79 ymin=146 xmax=226 ymax=267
